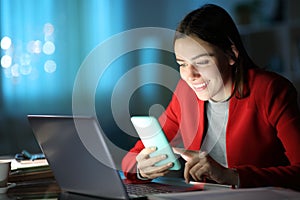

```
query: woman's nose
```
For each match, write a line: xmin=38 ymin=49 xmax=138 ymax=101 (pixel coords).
xmin=186 ymin=64 xmax=200 ymax=80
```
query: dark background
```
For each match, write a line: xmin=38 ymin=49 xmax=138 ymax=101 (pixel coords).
xmin=1 ymin=0 xmax=299 ymax=167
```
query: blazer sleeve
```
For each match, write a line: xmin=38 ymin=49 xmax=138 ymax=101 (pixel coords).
xmin=236 ymin=75 xmax=300 ymax=191
xmin=121 ymin=140 xmax=150 ymax=182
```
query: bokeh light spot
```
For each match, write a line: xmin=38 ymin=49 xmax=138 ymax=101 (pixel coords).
xmin=1 ymin=55 xmax=12 ymax=68
xmin=43 ymin=41 xmax=55 ymax=55
xmin=44 ymin=60 xmax=56 ymax=73
xmin=1 ymin=36 xmax=12 ymax=50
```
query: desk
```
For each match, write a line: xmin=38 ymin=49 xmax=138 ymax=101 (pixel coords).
xmin=6 ymin=168 xmax=61 ymax=199
xmin=4 ymin=169 xmax=300 ymax=200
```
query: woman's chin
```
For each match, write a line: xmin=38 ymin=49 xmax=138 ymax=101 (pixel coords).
xmin=195 ymin=94 xmax=211 ymax=101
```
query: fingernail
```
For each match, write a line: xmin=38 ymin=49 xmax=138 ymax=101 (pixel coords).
xmin=151 ymin=146 xmax=157 ymax=150
xmin=199 ymin=151 xmax=206 ymax=158
xmin=161 ymin=154 xmax=167 ymax=159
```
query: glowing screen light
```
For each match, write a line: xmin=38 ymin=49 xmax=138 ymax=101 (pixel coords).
xmin=1 ymin=36 xmax=12 ymax=50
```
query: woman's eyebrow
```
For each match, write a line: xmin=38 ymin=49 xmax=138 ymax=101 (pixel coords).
xmin=176 ymin=53 xmax=214 ymax=62
xmin=191 ymin=53 xmax=214 ymax=60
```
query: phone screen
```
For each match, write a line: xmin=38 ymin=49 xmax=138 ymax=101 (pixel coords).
xmin=131 ymin=116 xmax=181 ymax=170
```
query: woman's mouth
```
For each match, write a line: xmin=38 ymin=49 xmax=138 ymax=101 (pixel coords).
xmin=192 ymin=81 xmax=209 ymax=92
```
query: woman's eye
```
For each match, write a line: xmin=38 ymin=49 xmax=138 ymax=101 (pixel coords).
xmin=178 ymin=63 xmax=187 ymax=67
xmin=195 ymin=59 xmax=209 ymax=66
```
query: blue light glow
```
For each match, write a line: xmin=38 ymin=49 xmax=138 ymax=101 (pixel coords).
xmin=0 ymin=36 xmax=12 ymax=50
xmin=1 ymin=55 xmax=12 ymax=68
xmin=44 ymin=60 xmax=56 ymax=73
xmin=0 ymin=0 xmax=202 ymax=116
xmin=42 ymin=41 xmax=55 ymax=55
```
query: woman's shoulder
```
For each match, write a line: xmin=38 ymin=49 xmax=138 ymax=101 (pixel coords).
xmin=246 ymin=68 xmax=297 ymax=102
xmin=248 ymin=68 xmax=292 ymax=88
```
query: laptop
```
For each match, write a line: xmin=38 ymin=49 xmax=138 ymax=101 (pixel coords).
xmin=27 ymin=115 xmax=205 ymax=199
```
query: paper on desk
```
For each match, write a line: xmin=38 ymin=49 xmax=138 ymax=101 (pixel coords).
xmin=10 ymin=159 xmax=48 ymax=171
xmin=148 ymin=187 xmax=300 ymax=200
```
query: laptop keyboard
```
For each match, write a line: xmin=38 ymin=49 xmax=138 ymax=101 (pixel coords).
xmin=125 ymin=182 xmax=193 ymax=196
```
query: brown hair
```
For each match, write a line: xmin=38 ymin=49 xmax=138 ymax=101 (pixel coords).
xmin=175 ymin=4 xmax=258 ymax=98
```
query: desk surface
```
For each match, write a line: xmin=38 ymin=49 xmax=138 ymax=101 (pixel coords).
xmin=4 ymin=169 xmax=300 ymax=200
xmin=4 ymin=183 xmax=300 ymax=200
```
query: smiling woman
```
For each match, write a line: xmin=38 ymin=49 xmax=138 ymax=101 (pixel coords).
xmin=174 ymin=36 xmax=235 ymax=102
xmin=122 ymin=3 xmax=300 ymax=191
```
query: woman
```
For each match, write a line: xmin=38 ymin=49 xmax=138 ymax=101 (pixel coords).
xmin=122 ymin=4 xmax=300 ymax=190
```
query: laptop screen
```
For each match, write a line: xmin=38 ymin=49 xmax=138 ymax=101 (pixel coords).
xmin=27 ymin=115 xmax=130 ymax=199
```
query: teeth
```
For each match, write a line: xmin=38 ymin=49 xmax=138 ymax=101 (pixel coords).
xmin=194 ymin=82 xmax=207 ymax=88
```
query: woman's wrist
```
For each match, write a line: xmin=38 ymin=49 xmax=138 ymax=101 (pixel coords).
xmin=224 ymin=168 xmax=239 ymax=186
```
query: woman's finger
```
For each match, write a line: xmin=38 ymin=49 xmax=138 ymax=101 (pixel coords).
xmin=141 ymin=162 xmax=173 ymax=179
xmin=184 ymin=157 xmax=199 ymax=183
xmin=136 ymin=147 xmax=157 ymax=162
xmin=174 ymin=148 xmax=199 ymax=162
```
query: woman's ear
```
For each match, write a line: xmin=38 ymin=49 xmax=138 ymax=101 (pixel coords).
xmin=228 ymin=45 xmax=239 ymax=66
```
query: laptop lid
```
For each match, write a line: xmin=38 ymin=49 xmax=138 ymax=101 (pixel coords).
xmin=27 ymin=115 xmax=130 ymax=199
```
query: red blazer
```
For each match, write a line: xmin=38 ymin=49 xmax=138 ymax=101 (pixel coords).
xmin=122 ymin=69 xmax=300 ymax=190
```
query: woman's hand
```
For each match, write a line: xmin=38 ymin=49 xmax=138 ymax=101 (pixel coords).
xmin=173 ymin=147 xmax=238 ymax=185
xmin=136 ymin=147 xmax=174 ymax=179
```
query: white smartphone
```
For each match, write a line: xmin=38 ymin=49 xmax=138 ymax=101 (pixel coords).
xmin=130 ymin=116 xmax=181 ymax=170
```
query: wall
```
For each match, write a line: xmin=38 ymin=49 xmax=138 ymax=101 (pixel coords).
xmin=0 ymin=0 xmax=204 ymax=157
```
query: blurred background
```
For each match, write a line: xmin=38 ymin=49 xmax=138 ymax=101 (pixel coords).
xmin=1 ymin=0 xmax=300 ymax=165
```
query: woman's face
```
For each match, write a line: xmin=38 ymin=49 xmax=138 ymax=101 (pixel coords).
xmin=174 ymin=35 xmax=234 ymax=102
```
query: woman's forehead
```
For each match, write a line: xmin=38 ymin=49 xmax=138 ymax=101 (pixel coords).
xmin=174 ymin=36 xmax=214 ymax=59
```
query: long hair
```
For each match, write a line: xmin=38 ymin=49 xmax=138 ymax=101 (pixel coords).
xmin=175 ymin=4 xmax=258 ymax=98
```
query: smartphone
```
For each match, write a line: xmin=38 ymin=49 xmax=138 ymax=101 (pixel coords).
xmin=131 ymin=116 xmax=181 ymax=170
